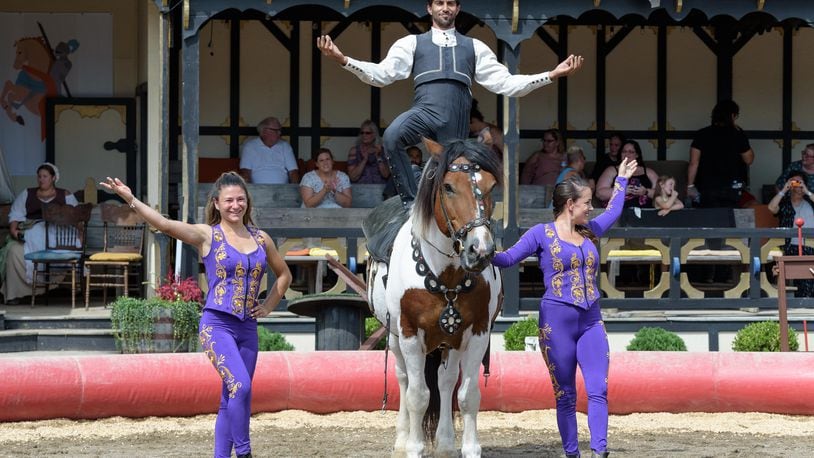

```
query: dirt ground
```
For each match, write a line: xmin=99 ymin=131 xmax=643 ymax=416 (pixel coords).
xmin=1 ymin=410 xmax=813 ymax=457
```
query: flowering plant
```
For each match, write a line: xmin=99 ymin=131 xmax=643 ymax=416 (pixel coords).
xmin=155 ymin=269 xmax=204 ymax=303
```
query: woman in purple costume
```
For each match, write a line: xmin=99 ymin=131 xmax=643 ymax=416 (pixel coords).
xmin=101 ymin=172 xmax=292 ymax=458
xmin=492 ymin=157 xmax=637 ymax=458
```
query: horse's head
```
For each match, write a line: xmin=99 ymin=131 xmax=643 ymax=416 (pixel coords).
xmin=13 ymin=37 xmax=52 ymax=71
xmin=414 ymin=138 xmax=501 ymax=272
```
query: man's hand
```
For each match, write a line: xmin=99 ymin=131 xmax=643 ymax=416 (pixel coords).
xmin=550 ymin=54 xmax=585 ymax=79
xmin=316 ymin=35 xmax=348 ymax=65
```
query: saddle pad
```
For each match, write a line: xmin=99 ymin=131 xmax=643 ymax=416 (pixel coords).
xmin=24 ymin=250 xmax=82 ymax=261
xmin=362 ymin=196 xmax=410 ymax=264
xmin=88 ymin=253 xmax=143 ymax=262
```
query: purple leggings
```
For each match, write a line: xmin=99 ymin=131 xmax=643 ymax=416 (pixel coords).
xmin=539 ymin=300 xmax=609 ymax=456
xmin=199 ymin=309 xmax=258 ymax=458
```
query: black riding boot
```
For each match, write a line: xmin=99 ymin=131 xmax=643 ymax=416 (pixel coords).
xmin=236 ymin=453 xmax=252 ymax=458
xmin=565 ymin=454 xmax=580 ymax=458
xmin=384 ymin=147 xmax=418 ymax=208
xmin=592 ymin=451 xmax=609 ymax=458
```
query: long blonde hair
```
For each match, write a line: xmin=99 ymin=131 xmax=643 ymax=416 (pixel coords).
xmin=204 ymin=172 xmax=255 ymax=226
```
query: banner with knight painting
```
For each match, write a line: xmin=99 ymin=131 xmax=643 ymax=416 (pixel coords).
xmin=0 ymin=12 xmax=112 ymax=193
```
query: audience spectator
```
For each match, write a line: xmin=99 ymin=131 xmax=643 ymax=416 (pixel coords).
xmin=768 ymin=172 xmax=814 ymax=297
xmin=1 ymin=163 xmax=79 ymax=304
xmin=556 ymin=145 xmax=593 ymax=190
xmin=239 ymin=116 xmax=300 ymax=184
xmin=654 ymin=175 xmax=685 ymax=216
xmin=591 ymin=132 xmax=625 ymax=184
xmin=775 ymin=143 xmax=814 ymax=192
xmin=596 ymin=140 xmax=658 ymax=208
xmin=347 ymin=120 xmax=389 ymax=184
xmin=300 ymin=148 xmax=352 ymax=208
xmin=470 ymin=100 xmax=503 ymax=155
xmin=520 ymin=129 xmax=564 ymax=186
xmin=687 ymin=100 xmax=754 ymax=208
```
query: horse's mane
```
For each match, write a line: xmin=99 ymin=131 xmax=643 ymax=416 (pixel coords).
xmin=413 ymin=139 xmax=502 ymax=240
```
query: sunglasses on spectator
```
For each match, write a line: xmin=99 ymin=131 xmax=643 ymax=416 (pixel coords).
xmin=264 ymin=127 xmax=281 ymax=133
xmin=361 ymin=131 xmax=374 ymax=135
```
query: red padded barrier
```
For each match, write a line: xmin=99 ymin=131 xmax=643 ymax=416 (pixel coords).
xmin=1 ymin=351 xmax=813 ymax=421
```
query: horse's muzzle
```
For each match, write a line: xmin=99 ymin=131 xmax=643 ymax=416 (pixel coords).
xmin=461 ymin=235 xmax=495 ymax=272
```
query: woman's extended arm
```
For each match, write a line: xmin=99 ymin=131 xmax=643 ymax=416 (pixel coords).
xmin=101 ymin=177 xmax=210 ymax=249
xmin=492 ymin=225 xmax=542 ymax=268
xmin=589 ymin=158 xmax=636 ymax=236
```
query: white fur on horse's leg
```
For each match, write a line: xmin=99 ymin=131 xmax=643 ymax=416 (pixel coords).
xmin=400 ymin=336 xmax=429 ymax=458
xmin=389 ymin=340 xmax=410 ymax=453
xmin=458 ymin=335 xmax=489 ymax=458
xmin=435 ymin=351 xmax=461 ymax=457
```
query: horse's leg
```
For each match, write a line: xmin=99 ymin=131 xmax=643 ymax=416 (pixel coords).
xmin=1 ymin=82 xmax=27 ymax=125
xmin=457 ymin=334 xmax=490 ymax=458
xmin=435 ymin=350 xmax=461 ymax=457
xmin=399 ymin=335 xmax=429 ymax=458
xmin=388 ymin=337 xmax=411 ymax=455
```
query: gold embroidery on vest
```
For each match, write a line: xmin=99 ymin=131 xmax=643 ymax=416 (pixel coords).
xmin=546 ymin=225 xmax=564 ymax=297
xmin=213 ymin=228 xmax=227 ymax=305
xmin=569 ymin=252 xmax=585 ymax=305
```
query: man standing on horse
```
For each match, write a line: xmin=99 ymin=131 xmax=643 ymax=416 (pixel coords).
xmin=317 ymin=0 xmax=584 ymax=208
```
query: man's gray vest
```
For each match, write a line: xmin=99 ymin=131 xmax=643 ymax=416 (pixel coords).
xmin=413 ymin=31 xmax=476 ymax=89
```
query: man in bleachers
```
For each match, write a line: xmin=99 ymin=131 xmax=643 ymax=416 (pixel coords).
xmin=239 ymin=116 xmax=300 ymax=184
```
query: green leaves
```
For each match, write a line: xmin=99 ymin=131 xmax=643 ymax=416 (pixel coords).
xmin=110 ymin=297 xmax=201 ymax=353
xmin=626 ymin=327 xmax=687 ymax=351
xmin=258 ymin=326 xmax=294 ymax=351
xmin=732 ymin=321 xmax=799 ymax=352
xmin=503 ymin=317 xmax=539 ymax=351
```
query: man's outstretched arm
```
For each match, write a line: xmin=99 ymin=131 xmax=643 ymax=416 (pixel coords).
xmin=317 ymin=34 xmax=414 ymax=87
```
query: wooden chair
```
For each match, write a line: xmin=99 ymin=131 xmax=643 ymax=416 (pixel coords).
xmin=84 ymin=203 xmax=146 ymax=309
xmin=24 ymin=202 xmax=93 ymax=308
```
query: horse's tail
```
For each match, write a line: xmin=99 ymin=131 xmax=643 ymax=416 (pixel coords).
xmin=422 ymin=348 xmax=443 ymax=443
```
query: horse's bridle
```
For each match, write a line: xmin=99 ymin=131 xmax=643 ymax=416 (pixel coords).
xmin=438 ymin=162 xmax=491 ymax=255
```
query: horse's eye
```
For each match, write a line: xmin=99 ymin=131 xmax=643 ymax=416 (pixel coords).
xmin=444 ymin=183 xmax=454 ymax=194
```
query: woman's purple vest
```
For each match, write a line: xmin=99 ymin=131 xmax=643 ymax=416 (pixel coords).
xmin=202 ymin=224 xmax=268 ymax=320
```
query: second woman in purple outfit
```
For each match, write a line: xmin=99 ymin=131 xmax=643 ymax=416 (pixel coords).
xmin=492 ymin=157 xmax=637 ymax=458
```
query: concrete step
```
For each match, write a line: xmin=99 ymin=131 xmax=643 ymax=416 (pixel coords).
xmin=0 ymin=328 xmax=116 ymax=353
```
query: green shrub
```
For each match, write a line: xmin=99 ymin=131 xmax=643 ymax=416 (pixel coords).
xmin=626 ymin=327 xmax=687 ymax=351
xmin=365 ymin=317 xmax=387 ymax=350
xmin=504 ymin=317 xmax=539 ymax=351
xmin=110 ymin=297 xmax=200 ymax=353
xmin=732 ymin=321 xmax=799 ymax=352
xmin=258 ymin=326 xmax=295 ymax=351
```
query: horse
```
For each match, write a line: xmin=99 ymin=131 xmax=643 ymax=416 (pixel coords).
xmin=1 ymin=36 xmax=56 ymax=129
xmin=365 ymin=138 xmax=503 ymax=457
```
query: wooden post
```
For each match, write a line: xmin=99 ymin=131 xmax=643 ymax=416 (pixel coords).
xmin=775 ymin=255 xmax=814 ymax=351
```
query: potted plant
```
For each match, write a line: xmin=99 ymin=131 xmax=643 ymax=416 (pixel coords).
xmin=110 ymin=270 xmax=203 ymax=353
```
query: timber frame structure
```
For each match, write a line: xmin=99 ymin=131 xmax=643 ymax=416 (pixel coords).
xmin=154 ymin=0 xmax=814 ymax=313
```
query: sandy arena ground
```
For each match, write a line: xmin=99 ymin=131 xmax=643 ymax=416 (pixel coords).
xmin=1 ymin=409 xmax=813 ymax=457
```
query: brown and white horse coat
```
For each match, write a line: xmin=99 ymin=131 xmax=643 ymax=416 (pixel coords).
xmin=367 ymin=138 xmax=503 ymax=458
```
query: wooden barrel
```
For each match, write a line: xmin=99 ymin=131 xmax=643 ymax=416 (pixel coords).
xmin=287 ymin=294 xmax=371 ymax=350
